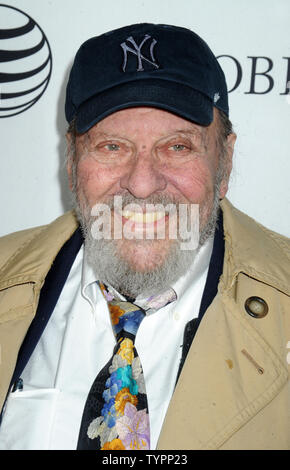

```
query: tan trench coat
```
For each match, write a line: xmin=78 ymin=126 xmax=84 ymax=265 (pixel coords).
xmin=0 ymin=198 xmax=289 ymax=450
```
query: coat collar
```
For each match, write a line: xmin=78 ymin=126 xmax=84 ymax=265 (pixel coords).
xmin=0 ymin=211 xmax=79 ymax=291
xmin=220 ymin=198 xmax=290 ymax=296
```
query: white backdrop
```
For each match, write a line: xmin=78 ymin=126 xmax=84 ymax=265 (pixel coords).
xmin=1 ymin=0 xmax=289 ymax=237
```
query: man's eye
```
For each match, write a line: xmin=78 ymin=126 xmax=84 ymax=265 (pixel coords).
xmin=170 ymin=144 xmax=187 ymax=151
xmin=105 ymin=143 xmax=120 ymax=151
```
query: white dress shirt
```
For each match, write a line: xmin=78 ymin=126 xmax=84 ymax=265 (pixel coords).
xmin=0 ymin=237 xmax=213 ymax=450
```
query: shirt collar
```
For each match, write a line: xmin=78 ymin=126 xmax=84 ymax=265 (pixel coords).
xmin=81 ymin=248 xmax=103 ymax=311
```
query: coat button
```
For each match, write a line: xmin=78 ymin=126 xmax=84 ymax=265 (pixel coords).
xmin=245 ymin=296 xmax=269 ymax=318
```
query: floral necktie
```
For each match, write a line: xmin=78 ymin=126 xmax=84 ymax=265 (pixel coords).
xmin=77 ymin=283 xmax=150 ymax=450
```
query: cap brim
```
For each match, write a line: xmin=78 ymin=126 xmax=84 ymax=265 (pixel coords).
xmin=76 ymin=79 xmax=213 ymax=133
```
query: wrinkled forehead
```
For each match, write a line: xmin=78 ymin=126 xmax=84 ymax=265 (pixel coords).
xmin=75 ymin=106 xmax=220 ymax=153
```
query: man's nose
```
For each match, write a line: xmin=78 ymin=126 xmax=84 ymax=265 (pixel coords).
xmin=120 ymin=151 xmax=167 ymax=199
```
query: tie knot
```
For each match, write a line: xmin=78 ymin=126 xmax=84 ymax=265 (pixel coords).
xmin=109 ymin=300 xmax=145 ymax=338
xmin=99 ymin=283 xmax=145 ymax=339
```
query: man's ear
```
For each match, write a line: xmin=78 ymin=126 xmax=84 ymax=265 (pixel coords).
xmin=66 ymin=133 xmax=74 ymax=191
xmin=219 ymin=132 xmax=236 ymax=199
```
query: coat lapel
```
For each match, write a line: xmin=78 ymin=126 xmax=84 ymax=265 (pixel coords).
xmin=9 ymin=227 xmax=83 ymax=388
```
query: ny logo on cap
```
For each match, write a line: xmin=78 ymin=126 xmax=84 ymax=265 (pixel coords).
xmin=121 ymin=34 xmax=159 ymax=72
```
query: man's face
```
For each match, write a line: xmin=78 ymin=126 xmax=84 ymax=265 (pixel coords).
xmin=67 ymin=107 xmax=235 ymax=295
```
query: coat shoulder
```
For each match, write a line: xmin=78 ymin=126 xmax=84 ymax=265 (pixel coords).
xmin=229 ymin=201 xmax=290 ymax=259
xmin=0 ymin=212 xmax=79 ymax=276
xmin=258 ymin=220 xmax=290 ymax=257
xmin=0 ymin=225 xmax=48 ymax=270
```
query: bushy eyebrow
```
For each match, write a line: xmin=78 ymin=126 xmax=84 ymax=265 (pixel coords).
xmin=156 ymin=128 xmax=207 ymax=144
xmin=169 ymin=128 xmax=204 ymax=137
xmin=86 ymin=131 xmax=125 ymax=139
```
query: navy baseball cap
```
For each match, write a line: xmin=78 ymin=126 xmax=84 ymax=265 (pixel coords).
xmin=65 ymin=23 xmax=229 ymax=133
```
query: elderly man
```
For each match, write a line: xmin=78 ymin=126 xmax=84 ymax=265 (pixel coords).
xmin=0 ymin=23 xmax=289 ymax=451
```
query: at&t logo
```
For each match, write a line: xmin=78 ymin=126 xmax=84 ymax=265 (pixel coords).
xmin=0 ymin=4 xmax=52 ymax=118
